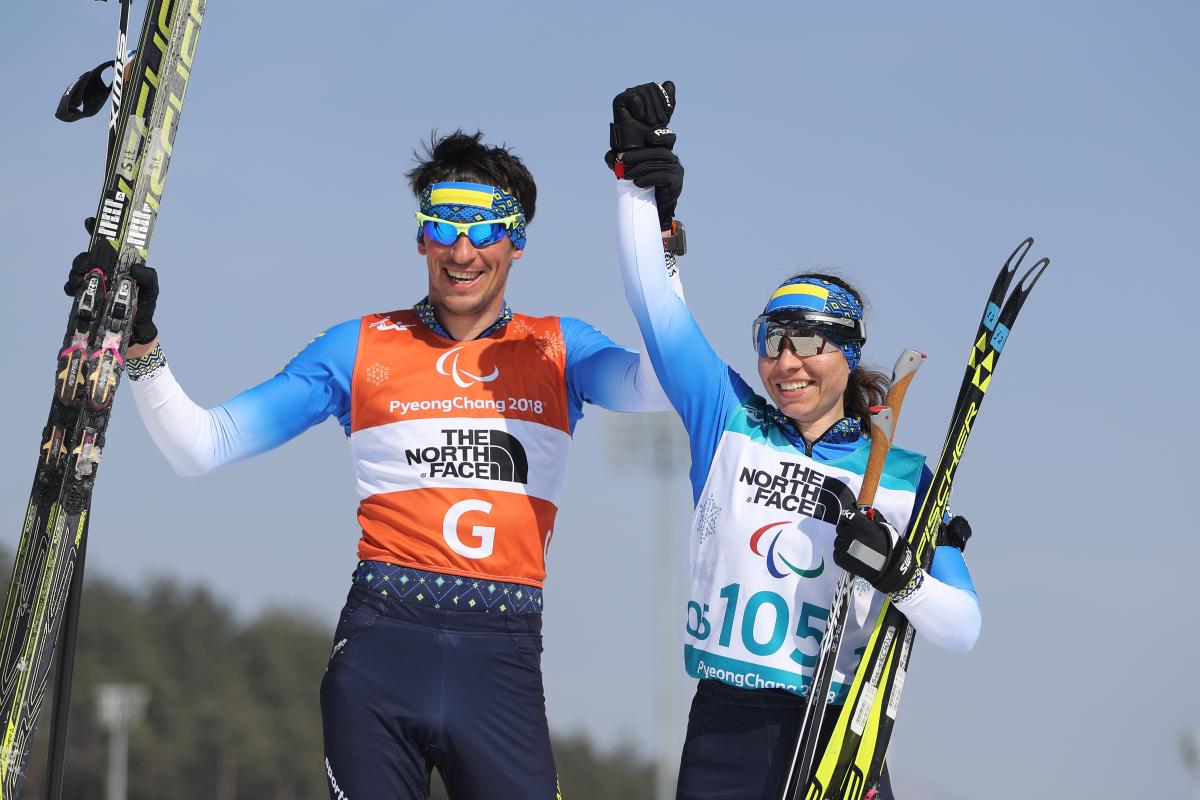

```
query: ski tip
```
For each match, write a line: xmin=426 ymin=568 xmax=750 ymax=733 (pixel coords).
xmin=1004 ymin=237 xmax=1035 ymax=274
xmin=1017 ymin=256 xmax=1050 ymax=292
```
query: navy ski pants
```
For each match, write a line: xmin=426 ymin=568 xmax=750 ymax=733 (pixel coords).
xmin=320 ymin=584 xmax=559 ymax=799
xmin=676 ymin=680 xmax=896 ymax=800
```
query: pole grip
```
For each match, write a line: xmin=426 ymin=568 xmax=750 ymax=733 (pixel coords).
xmin=858 ymin=405 xmax=893 ymax=508
xmin=857 ymin=348 xmax=925 ymax=507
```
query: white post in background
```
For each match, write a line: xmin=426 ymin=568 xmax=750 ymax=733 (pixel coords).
xmin=95 ymin=683 xmax=150 ymax=800
xmin=607 ymin=412 xmax=689 ymax=800
xmin=1182 ymin=729 xmax=1200 ymax=800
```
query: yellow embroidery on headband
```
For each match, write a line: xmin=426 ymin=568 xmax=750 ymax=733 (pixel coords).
xmin=771 ymin=283 xmax=829 ymax=302
xmin=430 ymin=186 xmax=495 ymax=208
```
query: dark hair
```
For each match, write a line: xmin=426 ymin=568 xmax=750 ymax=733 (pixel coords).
xmin=788 ymin=271 xmax=890 ymax=434
xmin=406 ymin=130 xmax=537 ymax=223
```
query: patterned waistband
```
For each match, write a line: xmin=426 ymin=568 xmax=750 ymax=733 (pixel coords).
xmin=351 ymin=562 xmax=544 ymax=615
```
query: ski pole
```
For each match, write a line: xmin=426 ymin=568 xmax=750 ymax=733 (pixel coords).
xmin=781 ymin=348 xmax=925 ymax=799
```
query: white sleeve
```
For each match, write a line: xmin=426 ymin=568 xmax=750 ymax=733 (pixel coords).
xmin=892 ymin=572 xmax=982 ymax=653
xmin=129 ymin=363 xmax=238 ymax=477
xmin=568 ymin=215 xmax=687 ymax=414
xmin=631 ymin=255 xmax=686 ymax=409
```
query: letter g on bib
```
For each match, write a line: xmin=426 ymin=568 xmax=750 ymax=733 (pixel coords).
xmin=443 ymin=499 xmax=496 ymax=559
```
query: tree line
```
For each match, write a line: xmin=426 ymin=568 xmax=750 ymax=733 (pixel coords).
xmin=3 ymin=551 xmax=654 ymax=799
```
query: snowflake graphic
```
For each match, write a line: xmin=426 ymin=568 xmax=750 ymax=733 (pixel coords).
xmin=696 ymin=492 xmax=722 ymax=544
xmin=508 ymin=318 xmax=565 ymax=361
xmin=365 ymin=362 xmax=389 ymax=386
xmin=509 ymin=318 xmax=536 ymax=337
xmin=536 ymin=332 xmax=565 ymax=361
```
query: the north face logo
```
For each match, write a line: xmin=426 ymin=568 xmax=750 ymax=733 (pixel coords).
xmin=405 ymin=429 xmax=529 ymax=483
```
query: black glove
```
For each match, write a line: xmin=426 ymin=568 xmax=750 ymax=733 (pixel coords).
xmin=833 ymin=500 xmax=918 ymax=595
xmin=616 ymin=147 xmax=684 ymax=231
xmin=609 ymin=81 xmax=677 ymax=153
xmin=938 ymin=515 xmax=972 ymax=552
xmin=605 ymin=81 xmax=683 ymax=231
xmin=65 ymin=251 xmax=160 ymax=345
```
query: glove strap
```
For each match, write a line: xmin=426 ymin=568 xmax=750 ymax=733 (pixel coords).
xmin=55 ymin=60 xmax=116 ymax=123
xmin=610 ymin=120 xmax=650 ymax=151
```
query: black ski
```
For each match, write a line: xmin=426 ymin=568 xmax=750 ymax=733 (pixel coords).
xmin=798 ymin=239 xmax=1048 ymax=800
xmin=0 ymin=2 xmax=205 ymax=795
xmin=47 ymin=7 xmax=136 ymax=796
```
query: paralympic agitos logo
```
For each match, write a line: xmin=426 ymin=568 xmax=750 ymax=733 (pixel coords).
xmin=749 ymin=521 xmax=825 ymax=579
xmin=436 ymin=346 xmax=500 ymax=389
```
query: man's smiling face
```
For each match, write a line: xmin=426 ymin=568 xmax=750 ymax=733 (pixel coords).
xmin=418 ymin=230 xmax=522 ymax=326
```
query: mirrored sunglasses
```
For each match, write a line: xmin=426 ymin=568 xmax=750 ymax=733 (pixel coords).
xmin=415 ymin=212 xmax=523 ymax=248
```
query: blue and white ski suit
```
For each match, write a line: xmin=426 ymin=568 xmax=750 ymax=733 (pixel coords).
xmin=614 ymin=181 xmax=980 ymax=798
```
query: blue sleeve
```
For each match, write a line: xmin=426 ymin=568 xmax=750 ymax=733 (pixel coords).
xmin=930 ymin=547 xmax=977 ymax=601
xmin=616 ymin=182 xmax=750 ymax=501
xmin=910 ymin=464 xmax=979 ymax=601
xmin=561 ymin=317 xmax=652 ymax=431
xmin=216 ymin=319 xmax=358 ymax=458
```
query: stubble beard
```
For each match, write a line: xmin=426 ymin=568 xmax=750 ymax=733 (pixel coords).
xmin=436 ymin=289 xmax=495 ymax=320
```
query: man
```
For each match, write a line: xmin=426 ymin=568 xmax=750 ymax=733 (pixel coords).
xmin=70 ymin=129 xmax=683 ymax=798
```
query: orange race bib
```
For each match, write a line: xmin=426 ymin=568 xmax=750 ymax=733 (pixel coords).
xmin=349 ymin=311 xmax=571 ymax=586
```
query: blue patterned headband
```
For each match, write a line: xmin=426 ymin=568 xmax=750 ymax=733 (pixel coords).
xmin=418 ymin=181 xmax=527 ymax=249
xmin=762 ymin=277 xmax=866 ymax=370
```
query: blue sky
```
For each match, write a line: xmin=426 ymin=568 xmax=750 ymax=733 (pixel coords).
xmin=1 ymin=1 xmax=1197 ymax=797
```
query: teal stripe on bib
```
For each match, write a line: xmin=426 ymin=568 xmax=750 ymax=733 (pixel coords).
xmin=725 ymin=401 xmax=801 ymax=449
xmin=821 ymin=444 xmax=925 ymax=494
xmin=684 ymin=646 xmax=851 ymax=704
xmin=725 ymin=402 xmax=924 ymax=494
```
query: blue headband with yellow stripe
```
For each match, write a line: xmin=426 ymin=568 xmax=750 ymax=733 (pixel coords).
xmin=761 ymin=277 xmax=866 ymax=369
xmin=418 ymin=181 xmax=527 ymax=249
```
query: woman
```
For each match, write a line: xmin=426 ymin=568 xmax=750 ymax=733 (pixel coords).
xmin=613 ymin=167 xmax=981 ymax=798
